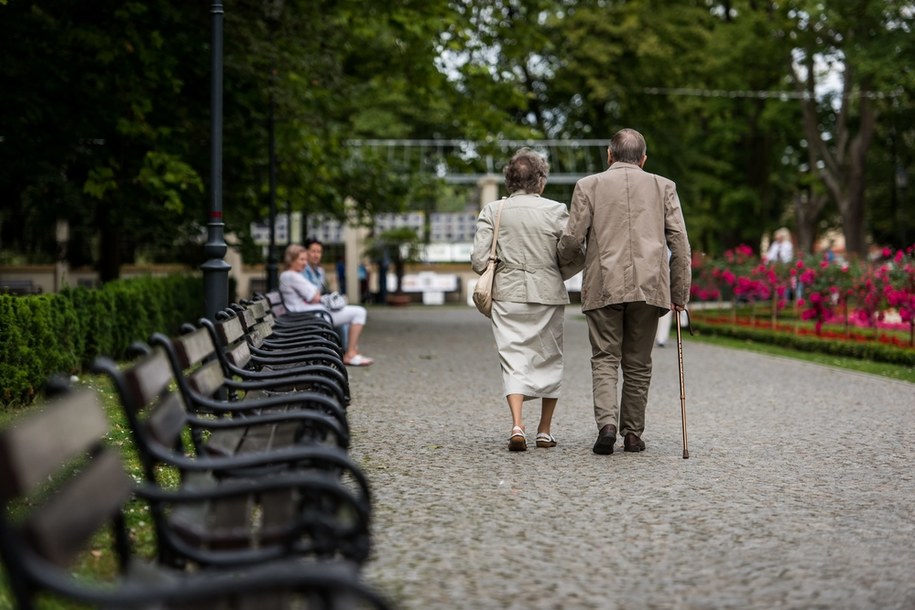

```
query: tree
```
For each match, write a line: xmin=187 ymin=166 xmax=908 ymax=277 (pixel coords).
xmin=540 ymin=0 xmax=797 ymax=254
xmin=0 ymin=0 xmax=469 ymax=277
xmin=782 ymin=0 xmax=914 ymax=257
xmin=0 ymin=2 xmax=209 ymax=279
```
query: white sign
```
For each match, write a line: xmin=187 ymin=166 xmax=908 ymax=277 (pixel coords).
xmin=399 ymin=272 xmax=459 ymax=292
xmin=422 ymin=291 xmax=445 ymax=305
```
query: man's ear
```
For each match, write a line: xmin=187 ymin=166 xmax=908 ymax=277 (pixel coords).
xmin=639 ymin=155 xmax=647 ymax=168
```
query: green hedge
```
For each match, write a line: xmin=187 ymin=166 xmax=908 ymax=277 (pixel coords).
xmin=0 ymin=275 xmax=207 ymax=406
xmin=693 ymin=321 xmax=915 ymax=366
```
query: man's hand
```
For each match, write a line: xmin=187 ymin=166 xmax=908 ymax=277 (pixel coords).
xmin=672 ymin=303 xmax=685 ymax=312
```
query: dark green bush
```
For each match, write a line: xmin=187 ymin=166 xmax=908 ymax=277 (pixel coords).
xmin=0 ymin=274 xmax=205 ymax=406
xmin=694 ymin=321 xmax=915 ymax=366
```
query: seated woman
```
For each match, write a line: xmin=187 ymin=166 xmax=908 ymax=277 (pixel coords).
xmin=279 ymin=244 xmax=374 ymax=367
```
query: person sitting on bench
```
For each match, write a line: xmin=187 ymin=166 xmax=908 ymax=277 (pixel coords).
xmin=280 ymin=243 xmax=374 ymax=367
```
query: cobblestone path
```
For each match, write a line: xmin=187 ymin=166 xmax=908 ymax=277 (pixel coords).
xmin=346 ymin=306 xmax=915 ymax=610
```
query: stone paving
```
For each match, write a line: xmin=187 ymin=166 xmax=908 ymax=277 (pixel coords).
xmin=345 ymin=306 xmax=915 ymax=610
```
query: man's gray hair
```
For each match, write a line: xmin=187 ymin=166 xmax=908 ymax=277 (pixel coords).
xmin=609 ymin=128 xmax=647 ymax=164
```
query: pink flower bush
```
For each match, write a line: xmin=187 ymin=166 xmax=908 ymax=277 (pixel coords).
xmin=706 ymin=243 xmax=915 ymax=343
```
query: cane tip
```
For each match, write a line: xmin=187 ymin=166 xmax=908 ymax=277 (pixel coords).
xmin=682 ymin=451 xmax=690 ymax=459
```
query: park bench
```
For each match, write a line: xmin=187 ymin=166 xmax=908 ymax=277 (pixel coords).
xmin=263 ymin=290 xmax=335 ymax=326
xmin=228 ymin=301 xmax=344 ymax=357
xmin=262 ymin=290 xmax=355 ymax=344
xmin=0 ymin=385 xmax=390 ymax=610
xmin=247 ymin=294 xmax=348 ymax=351
xmin=158 ymin=324 xmax=350 ymax=411
xmin=221 ymin=305 xmax=345 ymax=366
xmin=93 ymin=350 xmax=373 ymax=567
xmin=171 ymin=318 xmax=351 ymax=407
xmin=0 ymin=278 xmax=42 ymax=295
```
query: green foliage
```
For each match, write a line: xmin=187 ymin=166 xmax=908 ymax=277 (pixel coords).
xmin=1 ymin=0 xmax=913 ymax=273
xmin=0 ymin=275 xmax=203 ymax=406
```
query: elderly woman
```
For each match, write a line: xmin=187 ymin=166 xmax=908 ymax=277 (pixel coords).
xmin=279 ymin=243 xmax=374 ymax=367
xmin=471 ymin=148 xmax=580 ymax=451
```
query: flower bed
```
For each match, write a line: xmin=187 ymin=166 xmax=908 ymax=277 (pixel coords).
xmin=691 ymin=245 xmax=915 ymax=348
xmin=691 ymin=313 xmax=915 ymax=366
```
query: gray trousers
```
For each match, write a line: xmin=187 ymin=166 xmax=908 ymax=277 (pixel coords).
xmin=585 ymin=301 xmax=661 ymax=437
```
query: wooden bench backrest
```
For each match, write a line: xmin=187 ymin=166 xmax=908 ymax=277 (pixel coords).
xmin=236 ymin=307 xmax=258 ymax=332
xmin=172 ymin=327 xmax=231 ymax=396
xmin=0 ymin=389 xmax=132 ymax=568
xmin=265 ymin=290 xmax=287 ymax=317
xmin=121 ymin=348 xmax=190 ymax=448
xmin=213 ymin=317 xmax=256 ymax=370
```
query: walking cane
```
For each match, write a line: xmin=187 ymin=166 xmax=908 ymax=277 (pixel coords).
xmin=675 ymin=308 xmax=693 ymax=459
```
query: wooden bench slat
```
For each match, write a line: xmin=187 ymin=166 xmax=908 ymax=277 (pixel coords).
xmin=188 ymin=359 xmax=226 ymax=397
xmin=148 ymin=393 xmax=190 ymax=448
xmin=27 ymin=449 xmax=132 ymax=566
xmin=126 ymin=349 xmax=178 ymax=407
xmin=0 ymin=388 xmax=108 ymax=497
xmin=175 ymin=327 xmax=217 ymax=368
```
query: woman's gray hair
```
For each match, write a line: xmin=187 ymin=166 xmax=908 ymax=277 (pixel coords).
xmin=503 ymin=148 xmax=549 ymax=194
xmin=609 ymin=128 xmax=647 ymax=164
xmin=283 ymin=243 xmax=306 ymax=267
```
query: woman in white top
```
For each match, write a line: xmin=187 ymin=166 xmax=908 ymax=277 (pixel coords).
xmin=279 ymin=244 xmax=374 ymax=366
xmin=766 ymin=227 xmax=794 ymax=264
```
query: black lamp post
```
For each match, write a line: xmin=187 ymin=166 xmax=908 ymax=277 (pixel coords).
xmin=266 ymin=85 xmax=278 ymax=290
xmin=264 ymin=2 xmax=283 ymax=291
xmin=286 ymin=199 xmax=293 ymax=246
xmin=201 ymin=1 xmax=231 ymax=320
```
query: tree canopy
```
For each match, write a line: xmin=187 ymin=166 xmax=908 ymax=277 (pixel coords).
xmin=1 ymin=0 xmax=912 ymax=278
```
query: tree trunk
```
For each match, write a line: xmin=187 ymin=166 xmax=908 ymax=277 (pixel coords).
xmin=793 ymin=188 xmax=826 ymax=256
xmin=394 ymin=258 xmax=405 ymax=294
xmin=96 ymin=206 xmax=122 ymax=283
xmin=794 ymin=50 xmax=876 ymax=260
xmin=839 ymin=191 xmax=867 ymax=259
xmin=837 ymin=97 xmax=875 ymax=258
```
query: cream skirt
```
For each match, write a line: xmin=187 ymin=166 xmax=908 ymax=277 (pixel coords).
xmin=491 ymin=301 xmax=564 ymax=400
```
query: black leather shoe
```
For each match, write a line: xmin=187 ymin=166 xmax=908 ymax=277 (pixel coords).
xmin=624 ymin=432 xmax=646 ymax=452
xmin=592 ymin=424 xmax=617 ymax=455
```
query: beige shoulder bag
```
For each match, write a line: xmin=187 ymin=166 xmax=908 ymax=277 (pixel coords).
xmin=472 ymin=201 xmax=505 ymax=318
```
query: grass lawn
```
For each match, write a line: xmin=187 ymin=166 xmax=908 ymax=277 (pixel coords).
xmin=0 ymin=375 xmax=176 ymax=610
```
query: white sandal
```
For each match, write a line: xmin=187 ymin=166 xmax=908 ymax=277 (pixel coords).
xmin=508 ymin=426 xmax=527 ymax=452
xmin=535 ymin=432 xmax=557 ymax=448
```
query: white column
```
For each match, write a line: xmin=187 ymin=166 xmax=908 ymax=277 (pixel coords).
xmin=477 ymin=174 xmax=501 ymax=208
xmin=343 ymin=198 xmax=368 ymax=300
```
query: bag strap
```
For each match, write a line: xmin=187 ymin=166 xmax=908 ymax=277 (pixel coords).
xmin=488 ymin=201 xmax=504 ymax=260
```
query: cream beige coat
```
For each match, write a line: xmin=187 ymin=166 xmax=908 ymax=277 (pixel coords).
xmin=471 ymin=192 xmax=576 ymax=305
xmin=557 ymin=162 xmax=691 ymax=312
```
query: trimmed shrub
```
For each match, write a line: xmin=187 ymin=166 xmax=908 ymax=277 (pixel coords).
xmin=693 ymin=319 xmax=915 ymax=366
xmin=0 ymin=274 xmax=204 ymax=406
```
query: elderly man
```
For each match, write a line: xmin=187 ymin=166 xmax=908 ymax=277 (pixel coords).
xmin=557 ymin=128 xmax=691 ymax=455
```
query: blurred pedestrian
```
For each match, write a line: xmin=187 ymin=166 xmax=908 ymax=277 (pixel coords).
xmin=766 ymin=227 xmax=794 ymax=264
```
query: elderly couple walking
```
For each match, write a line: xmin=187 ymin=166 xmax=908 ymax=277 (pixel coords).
xmin=471 ymin=129 xmax=692 ymax=454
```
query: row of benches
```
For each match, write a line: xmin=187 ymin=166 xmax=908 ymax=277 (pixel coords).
xmin=0 ymin=295 xmax=391 ymax=609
